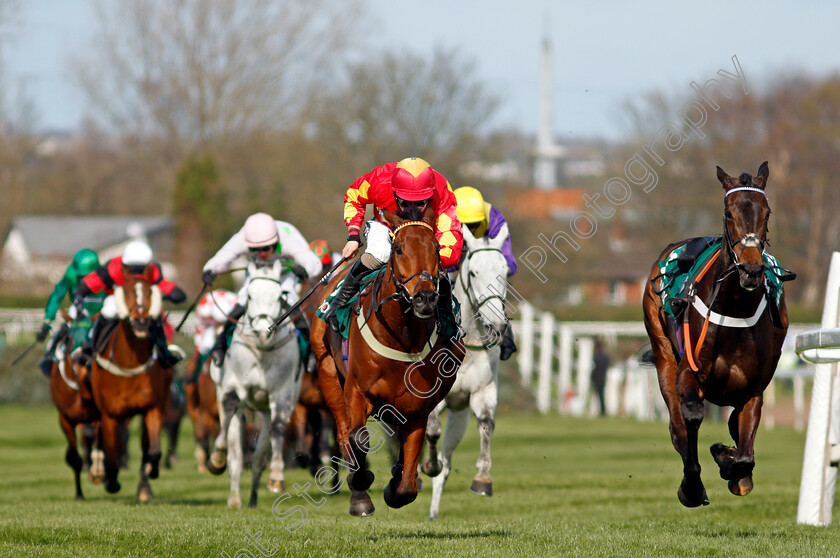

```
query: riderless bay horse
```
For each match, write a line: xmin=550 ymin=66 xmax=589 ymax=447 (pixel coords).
xmin=422 ymin=223 xmax=510 ymax=520
xmin=207 ymin=260 xmax=301 ymax=509
xmin=90 ymin=273 xmax=173 ymax=502
xmin=49 ymin=310 xmax=104 ymax=500
xmin=311 ymin=206 xmax=465 ymax=517
xmin=642 ymin=161 xmax=790 ymax=507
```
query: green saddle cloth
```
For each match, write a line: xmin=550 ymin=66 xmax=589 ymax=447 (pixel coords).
xmin=656 ymin=238 xmax=788 ymax=319
xmin=315 ymin=268 xmax=461 ymax=342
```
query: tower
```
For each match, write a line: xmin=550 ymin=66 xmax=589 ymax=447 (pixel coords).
xmin=534 ymin=36 xmax=565 ymax=190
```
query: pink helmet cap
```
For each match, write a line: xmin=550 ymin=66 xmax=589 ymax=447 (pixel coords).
xmin=243 ymin=213 xmax=279 ymax=248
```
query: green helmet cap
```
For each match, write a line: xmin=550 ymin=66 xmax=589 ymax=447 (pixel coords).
xmin=72 ymin=249 xmax=100 ymax=276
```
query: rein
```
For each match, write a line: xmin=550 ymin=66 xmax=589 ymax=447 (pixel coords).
xmin=457 ymin=247 xmax=507 ymax=351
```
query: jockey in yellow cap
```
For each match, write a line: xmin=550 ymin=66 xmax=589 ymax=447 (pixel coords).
xmin=454 ymin=186 xmax=518 ymax=360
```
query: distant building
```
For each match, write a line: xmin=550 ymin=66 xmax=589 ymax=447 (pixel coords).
xmin=1 ymin=215 xmax=175 ymax=286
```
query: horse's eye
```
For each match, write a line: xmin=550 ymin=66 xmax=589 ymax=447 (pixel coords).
xmin=724 ymin=210 xmax=733 ymax=219
xmin=394 ymin=244 xmax=403 ymax=255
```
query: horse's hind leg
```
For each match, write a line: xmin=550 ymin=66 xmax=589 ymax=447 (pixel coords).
xmin=248 ymin=412 xmax=272 ymax=508
xmin=421 ymin=403 xmax=444 ymax=477
xmin=227 ymin=413 xmax=244 ymax=508
xmin=470 ymin=380 xmax=498 ymax=497
xmin=58 ymin=414 xmax=84 ymax=500
xmin=429 ymin=407 xmax=470 ymax=520
xmin=267 ymin=399 xmax=294 ymax=494
xmin=208 ymin=389 xmax=239 ymax=475
xmin=711 ymin=395 xmax=761 ymax=496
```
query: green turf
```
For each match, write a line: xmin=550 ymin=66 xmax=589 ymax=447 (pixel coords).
xmin=1 ymin=405 xmax=838 ymax=558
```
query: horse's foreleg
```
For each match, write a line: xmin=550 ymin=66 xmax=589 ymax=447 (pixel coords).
xmin=421 ymin=403 xmax=444 ymax=477
xmin=712 ymin=395 xmax=761 ymax=496
xmin=208 ymin=388 xmax=239 ymax=475
xmin=384 ymin=421 xmax=425 ymax=509
xmin=344 ymin=381 xmax=374 ymax=517
xmin=143 ymin=406 xmax=163 ymax=479
xmin=267 ymin=398 xmax=293 ymax=494
xmin=673 ymin=366 xmax=708 ymax=507
xmin=248 ymin=412 xmax=272 ymax=508
xmin=226 ymin=413 xmax=244 ymax=508
xmin=316 ymin=353 xmax=351 ymax=448
xmin=429 ymin=407 xmax=470 ymax=520
xmin=100 ymin=415 xmax=122 ymax=494
xmin=58 ymin=414 xmax=84 ymax=500
xmin=470 ymin=380 xmax=498 ymax=497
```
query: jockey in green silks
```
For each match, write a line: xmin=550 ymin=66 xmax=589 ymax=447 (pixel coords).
xmin=38 ymin=248 xmax=106 ymax=377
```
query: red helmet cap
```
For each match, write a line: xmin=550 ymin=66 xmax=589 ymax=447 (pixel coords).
xmin=309 ymin=239 xmax=332 ymax=265
xmin=392 ymin=157 xmax=435 ymax=201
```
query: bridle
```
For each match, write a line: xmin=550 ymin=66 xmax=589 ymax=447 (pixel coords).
xmin=721 ymin=186 xmax=768 ymax=281
xmin=243 ymin=275 xmax=291 ymax=334
xmin=379 ymin=221 xmax=441 ymax=311
xmin=458 ymin=246 xmax=506 ymax=316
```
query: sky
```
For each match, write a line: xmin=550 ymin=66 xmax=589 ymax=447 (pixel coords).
xmin=4 ymin=0 xmax=840 ymax=141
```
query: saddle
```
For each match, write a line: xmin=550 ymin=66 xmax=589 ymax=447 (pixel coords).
xmin=315 ymin=268 xmax=385 ymax=338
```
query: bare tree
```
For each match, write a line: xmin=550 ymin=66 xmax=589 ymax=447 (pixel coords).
xmin=76 ymin=0 xmax=367 ymax=153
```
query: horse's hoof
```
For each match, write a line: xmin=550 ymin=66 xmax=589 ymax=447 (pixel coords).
xmin=89 ymin=471 xmax=104 ymax=485
xmin=206 ymin=451 xmax=227 ymax=476
xmin=421 ymin=460 xmax=442 ymax=478
xmin=105 ymin=480 xmax=121 ymax=494
xmin=75 ymin=494 xmax=85 ymax=501
xmin=137 ymin=485 xmax=153 ymax=503
xmin=677 ymin=479 xmax=709 ymax=508
xmin=383 ymin=479 xmax=416 ymax=509
xmin=470 ymin=479 xmax=493 ymax=496
xmin=428 ymin=513 xmax=438 ymax=521
xmin=349 ymin=490 xmax=374 ymax=517
xmin=228 ymin=495 xmax=242 ymax=509
xmin=348 ymin=470 xmax=374 ymax=492
xmin=728 ymin=475 xmax=754 ymax=496
xmin=197 ymin=464 xmax=208 ymax=474
xmin=710 ymin=443 xmax=736 ymax=480
xmin=267 ymin=478 xmax=285 ymax=493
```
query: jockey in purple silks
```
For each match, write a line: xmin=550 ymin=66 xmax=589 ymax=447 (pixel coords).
xmin=453 ymin=186 xmax=518 ymax=360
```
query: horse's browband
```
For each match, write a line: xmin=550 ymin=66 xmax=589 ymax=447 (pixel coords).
xmin=392 ymin=221 xmax=434 ymax=236
xmin=725 ymin=186 xmax=766 ymax=197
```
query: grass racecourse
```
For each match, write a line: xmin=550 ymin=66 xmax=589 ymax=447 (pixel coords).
xmin=1 ymin=405 xmax=839 ymax=558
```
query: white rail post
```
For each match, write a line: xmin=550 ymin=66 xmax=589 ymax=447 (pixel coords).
xmin=518 ymin=302 xmax=535 ymax=386
xmin=556 ymin=325 xmax=573 ymax=413
xmin=797 ymin=252 xmax=840 ymax=525
xmin=537 ymin=311 xmax=554 ymax=414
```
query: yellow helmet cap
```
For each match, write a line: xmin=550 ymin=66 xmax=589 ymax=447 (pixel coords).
xmin=454 ymin=186 xmax=486 ymax=224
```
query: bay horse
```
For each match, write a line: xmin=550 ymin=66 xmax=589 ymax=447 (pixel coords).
xmin=642 ymin=161 xmax=790 ymax=507
xmin=311 ymin=206 xmax=465 ymax=517
xmin=184 ymin=353 xmax=220 ymax=472
xmin=49 ymin=310 xmax=104 ymax=499
xmin=90 ymin=273 xmax=173 ymax=501
xmin=422 ymin=223 xmax=510 ymax=520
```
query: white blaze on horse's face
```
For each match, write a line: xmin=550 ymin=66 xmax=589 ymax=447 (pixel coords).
xmin=461 ymin=224 xmax=509 ymax=339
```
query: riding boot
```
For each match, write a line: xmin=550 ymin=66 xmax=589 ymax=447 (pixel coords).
xmin=437 ymin=275 xmax=462 ymax=347
xmin=39 ymin=322 xmax=69 ymax=377
xmin=148 ymin=318 xmax=181 ymax=368
xmin=499 ymin=322 xmax=517 ymax=361
xmin=325 ymin=260 xmax=368 ymax=333
xmin=210 ymin=304 xmax=245 ymax=367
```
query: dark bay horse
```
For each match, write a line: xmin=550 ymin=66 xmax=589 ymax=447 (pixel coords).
xmin=184 ymin=354 xmax=220 ymax=472
xmin=643 ymin=161 xmax=790 ymax=507
xmin=49 ymin=312 xmax=104 ymax=499
xmin=311 ymin=206 xmax=465 ymax=516
xmin=90 ymin=273 xmax=173 ymax=501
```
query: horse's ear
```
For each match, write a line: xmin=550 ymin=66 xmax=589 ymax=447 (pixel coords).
xmin=461 ymin=223 xmax=476 ymax=248
xmin=378 ymin=207 xmax=401 ymax=229
xmin=422 ymin=203 xmax=436 ymax=227
xmin=717 ymin=165 xmax=736 ymax=190
xmin=755 ymin=161 xmax=769 ymax=189
xmin=491 ymin=223 xmax=509 ymax=250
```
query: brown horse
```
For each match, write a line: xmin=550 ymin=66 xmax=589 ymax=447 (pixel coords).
xmin=90 ymin=273 xmax=173 ymax=501
xmin=642 ymin=161 xmax=789 ymax=507
xmin=49 ymin=312 xmax=104 ymax=499
xmin=312 ymin=206 xmax=464 ymax=516
xmin=184 ymin=353 xmax=221 ymax=472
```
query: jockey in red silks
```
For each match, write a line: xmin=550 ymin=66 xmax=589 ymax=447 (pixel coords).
xmin=73 ymin=240 xmax=187 ymax=368
xmin=323 ymin=156 xmax=464 ymax=342
xmin=200 ymin=212 xmax=323 ymax=366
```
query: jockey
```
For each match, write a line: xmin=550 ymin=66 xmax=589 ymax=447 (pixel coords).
xmin=324 ymin=157 xmax=463 ymax=341
xmin=37 ymin=248 xmax=104 ymax=377
xmin=454 ymin=186 xmax=518 ymax=360
xmin=309 ymin=239 xmax=341 ymax=275
xmin=189 ymin=289 xmax=238 ymax=381
xmin=201 ymin=212 xmax=322 ymax=366
xmin=73 ymin=240 xmax=187 ymax=368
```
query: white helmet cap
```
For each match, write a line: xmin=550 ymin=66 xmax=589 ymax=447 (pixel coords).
xmin=243 ymin=213 xmax=279 ymax=248
xmin=122 ymin=240 xmax=153 ymax=266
